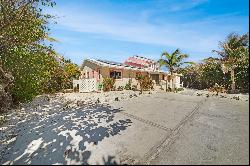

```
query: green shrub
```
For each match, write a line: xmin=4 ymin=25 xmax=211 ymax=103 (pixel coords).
xmin=136 ymin=74 xmax=154 ymax=92
xmin=177 ymin=88 xmax=184 ymax=91
xmin=41 ymin=65 xmax=65 ymax=94
xmin=102 ymin=77 xmax=116 ymax=92
xmin=0 ymin=0 xmax=60 ymax=103
xmin=98 ymin=83 xmax=103 ymax=91
xmin=124 ymin=79 xmax=132 ymax=90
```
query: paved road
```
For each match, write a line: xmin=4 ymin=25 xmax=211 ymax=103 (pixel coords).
xmin=0 ymin=92 xmax=248 ymax=165
xmin=148 ymin=94 xmax=249 ymax=165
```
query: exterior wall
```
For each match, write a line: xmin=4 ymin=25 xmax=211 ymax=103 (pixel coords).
xmin=80 ymin=60 xmax=170 ymax=90
xmin=80 ymin=61 xmax=104 ymax=90
xmin=174 ymin=75 xmax=181 ymax=88
xmin=112 ymin=69 xmax=138 ymax=87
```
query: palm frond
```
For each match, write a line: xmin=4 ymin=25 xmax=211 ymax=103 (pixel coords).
xmin=161 ymin=52 xmax=171 ymax=60
xmin=159 ymin=59 xmax=168 ymax=67
xmin=44 ymin=35 xmax=58 ymax=42
xmin=176 ymin=54 xmax=188 ymax=62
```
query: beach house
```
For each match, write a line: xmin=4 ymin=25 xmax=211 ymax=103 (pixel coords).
xmin=75 ymin=55 xmax=183 ymax=92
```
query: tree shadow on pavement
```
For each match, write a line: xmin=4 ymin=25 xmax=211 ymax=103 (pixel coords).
xmin=0 ymin=99 xmax=132 ymax=165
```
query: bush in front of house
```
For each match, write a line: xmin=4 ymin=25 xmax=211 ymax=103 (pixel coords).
xmin=136 ymin=74 xmax=154 ymax=92
xmin=98 ymin=83 xmax=103 ymax=91
xmin=124 ymin=79 xmax=132 ymax=90
xmin=102 ymin=77 xmax=116 ymax=92
xmin=176 ymin=88 xmax=184 ymax=92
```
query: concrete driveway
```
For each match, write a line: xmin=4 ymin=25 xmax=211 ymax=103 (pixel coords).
xmin=0 ymin=92 xmax=248 ymax=165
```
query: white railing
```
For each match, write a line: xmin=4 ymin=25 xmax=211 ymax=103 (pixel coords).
xmin=160 ymin=80 xmax=183 ymax=89
xmin=73 ymin=79 xmax=97 ymax=92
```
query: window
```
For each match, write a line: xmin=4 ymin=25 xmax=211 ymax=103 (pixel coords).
xmin=92 ymin=70 xmax=95 ymax=78
xmin=110 ymin=70 xmax=122 ymax=79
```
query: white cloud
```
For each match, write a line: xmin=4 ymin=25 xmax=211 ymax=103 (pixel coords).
xmin=167 ymin=0 xmax=208 ymax=12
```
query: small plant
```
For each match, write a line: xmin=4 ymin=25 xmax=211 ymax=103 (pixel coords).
xmin=117 ymin=86 xmax=124 ymax=91
xmin=111 ymin=85 xmax=116 ymax=91
xmin=102 ymin=77 xmax=116 ymax=92
xmin=172 ymin=87 xmax=184 ymax=93
xmin=98 ymin=83 xmax=103 ymax=91
xmin=177 ymin=88 xmax=184 ymax=91
xmin=124 ymin=79 xmax=132 ymax=90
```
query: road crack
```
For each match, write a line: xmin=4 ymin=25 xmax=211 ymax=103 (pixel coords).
xmin=118 ymin=111 xmax=171 ymax=132
xmin=137 ymin=98 xmax=208 ymax=165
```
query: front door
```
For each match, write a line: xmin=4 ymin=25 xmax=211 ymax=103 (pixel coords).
xmin=151 ymin=74 xmax=160 ymax=85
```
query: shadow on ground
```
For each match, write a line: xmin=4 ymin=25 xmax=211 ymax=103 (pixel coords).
xmin=1 ymin=97 xmax=132 ymax=165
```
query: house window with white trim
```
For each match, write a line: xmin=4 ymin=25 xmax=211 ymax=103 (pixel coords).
xmin=110 ymin=70 xmax=122 ymax=79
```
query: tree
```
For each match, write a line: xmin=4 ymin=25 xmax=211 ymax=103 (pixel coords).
xmin=63 ymin=60 xmax=81 ymax=89
xmin=178 ymin=55 xmax=248 ymax=92
xmin=159 ymin=49 xmax=194 ymax=91
xmin=213 ymin=32 xmax=249 ymax=93
xmin=0 ymin=0 xmax=59 ymax=103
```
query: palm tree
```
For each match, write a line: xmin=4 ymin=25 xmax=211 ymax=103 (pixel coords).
xmin=159 ymin=49 xmax=194 ymax=91
xmin=213 ymin=32 xmax=249 ymax=93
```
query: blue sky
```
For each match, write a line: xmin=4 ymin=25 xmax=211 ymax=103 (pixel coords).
xmin=47 ymin=0 xmax=249 ymax=65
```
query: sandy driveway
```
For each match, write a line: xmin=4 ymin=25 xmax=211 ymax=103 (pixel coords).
xmin=0 ymin=92 xmax=249 ymax=165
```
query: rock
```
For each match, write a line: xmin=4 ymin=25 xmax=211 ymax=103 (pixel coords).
xmin=96 ymin=98 xmax=100 ymax=103
xmin=129 ymin=95 xmax=133 ymax=98
xmin=64 ymin=149 xmax=71 ymax=156
xmin=45 ymin=96 xmax=50 ymax=101
xmin=114 ymin=97 xmax=119 ymax=101
xmin=233 ymin=96 xmax=240 ymax=100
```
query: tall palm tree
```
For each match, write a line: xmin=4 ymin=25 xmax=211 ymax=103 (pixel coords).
xmin=213 ymin=32 xmax=249 ymax=93
xmin=159 ymin=49 xmax=194 ymax=91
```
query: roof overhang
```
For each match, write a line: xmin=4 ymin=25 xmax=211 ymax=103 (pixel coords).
xmin=84 ymin=58 xmax=170 ymax=74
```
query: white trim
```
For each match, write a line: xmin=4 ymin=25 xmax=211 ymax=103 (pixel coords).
xmin=84 ymin=58 xmax=168 ymax=75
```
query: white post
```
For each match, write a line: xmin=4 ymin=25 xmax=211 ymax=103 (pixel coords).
xmin=170 ymin=79 xmax=172 ymax=89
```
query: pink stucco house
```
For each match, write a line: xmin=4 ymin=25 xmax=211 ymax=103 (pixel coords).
xmin=77 ymin=55 xmax=183 ymax=91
